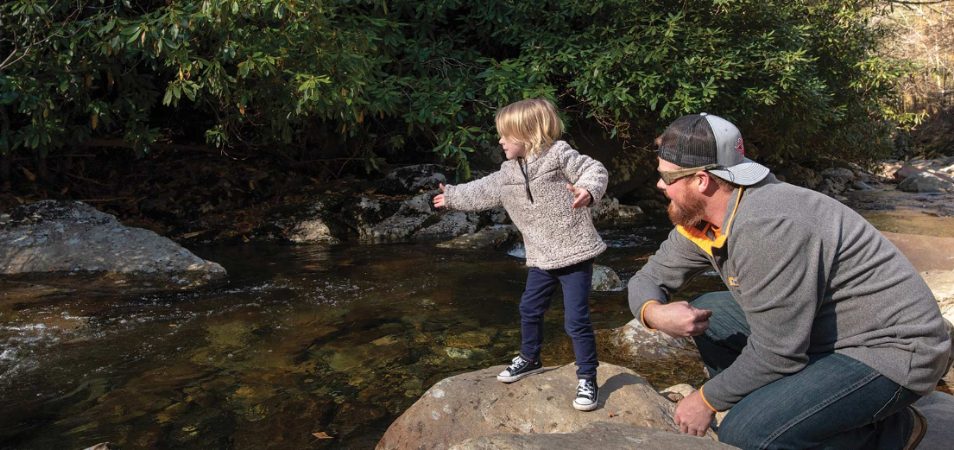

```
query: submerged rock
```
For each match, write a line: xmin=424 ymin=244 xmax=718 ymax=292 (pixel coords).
xmin=376 ymin=363 xmax=718 ymax=449
xmin=436 ymin=225 xmax=519 ymax=250
xmin=0 ymin=200 xmax=226 ymax=293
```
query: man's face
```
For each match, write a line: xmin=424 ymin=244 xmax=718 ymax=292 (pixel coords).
xmin=657 ymin=159 xmax=707 ymax=228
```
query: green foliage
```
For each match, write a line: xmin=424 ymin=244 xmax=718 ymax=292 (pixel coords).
xmin=0 ymin=0 xmax=913 ymax=178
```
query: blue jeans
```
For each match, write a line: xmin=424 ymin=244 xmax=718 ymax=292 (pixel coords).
xmin=519 ymin=259 xmax=598 ymax=380
xmin=691 ymin=292 xmax=919 ymax=450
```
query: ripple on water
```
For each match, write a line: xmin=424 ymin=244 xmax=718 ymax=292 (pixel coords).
xmin=1 ymin=239 xmax=674 ymax=448
xmin=0 ymin=323 xmax=59 ymax=382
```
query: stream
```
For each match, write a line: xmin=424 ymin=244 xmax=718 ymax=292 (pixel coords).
xmin=1 ymin=225 xmax=714 ymax=449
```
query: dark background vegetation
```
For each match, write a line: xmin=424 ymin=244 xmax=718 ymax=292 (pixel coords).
xmin=1 ymin=0 xmax=951 ymax=235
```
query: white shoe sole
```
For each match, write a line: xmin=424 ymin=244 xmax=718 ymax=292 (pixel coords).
xmin=573 ymin=399 xmax=598 ymax=411
xmin=496 ymin=367 xmax=545 ymax=383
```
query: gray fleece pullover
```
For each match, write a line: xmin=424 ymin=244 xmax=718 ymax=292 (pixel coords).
xmin=444 ymin=140 xmax=607 ymax=270
xmin=629 ymin=174 xmax=951 ymax=411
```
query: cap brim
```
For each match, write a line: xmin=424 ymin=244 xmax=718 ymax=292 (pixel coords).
xmin=708 ymin=158 xmax=770 ymax=186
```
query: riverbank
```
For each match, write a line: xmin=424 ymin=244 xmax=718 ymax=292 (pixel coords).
xmin=2 ymin=154 xmax=952 ymax=448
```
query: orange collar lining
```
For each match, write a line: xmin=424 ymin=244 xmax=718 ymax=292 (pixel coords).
xmin=676 ymin=187 xmax=745 ymax=256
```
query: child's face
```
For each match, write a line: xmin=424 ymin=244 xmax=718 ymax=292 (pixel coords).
xmin=498 ymin=135 xmax=527 ymax=160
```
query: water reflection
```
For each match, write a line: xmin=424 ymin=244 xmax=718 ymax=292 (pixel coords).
xmin=0 ymin=229 xmax=705 ymax=449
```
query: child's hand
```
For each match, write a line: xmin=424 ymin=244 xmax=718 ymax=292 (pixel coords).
xmin=566 ymin=183 xmax=592 ymax=208
xmin=432 ymin=183 xmax=447 ymax=208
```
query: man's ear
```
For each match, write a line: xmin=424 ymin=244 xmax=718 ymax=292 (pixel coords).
xmin=696 ymin=172 xmax=717 ymax=194
xmin=694 ymin=172 xmax=710 ymax=193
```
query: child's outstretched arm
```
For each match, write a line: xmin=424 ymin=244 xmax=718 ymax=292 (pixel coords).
xmin=561 ymin=148 xmax=608 ymax=207
xmin=432 ymin=171 xmax=504 ymax=212
xmin=432 ymin=184 xmax=449 ymax=208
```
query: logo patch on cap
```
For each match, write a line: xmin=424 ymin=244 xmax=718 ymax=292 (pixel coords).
xmin=735 ymin=137 xmax=745 ymax=157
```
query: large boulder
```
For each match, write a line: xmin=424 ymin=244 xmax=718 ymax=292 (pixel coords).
xmin=262 ymin=192 xmax=352 ymax=244
xmin=365 ymin=192 xmax=481 ymax=243
xmin=898 ymin=172 xmax=954 ymax=193
xmin=450 ymin=421 xmax=733 ymax=450
xmin=0 ymin=200 xmax=226 ymax=293
xmin=376 ymin=362 xmax=718 ymax=450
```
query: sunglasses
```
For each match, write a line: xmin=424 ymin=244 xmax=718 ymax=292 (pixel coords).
xmin=658 ymin=164 xmax=719 ymax=185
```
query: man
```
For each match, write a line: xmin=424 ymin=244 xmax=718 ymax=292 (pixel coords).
xmin=629 ymin=113 xmax=951 ymax=449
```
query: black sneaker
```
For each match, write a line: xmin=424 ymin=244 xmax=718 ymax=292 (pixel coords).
xmin=573 ymin=378 xmax=598 ymax=411
xmin=496 ymin=355 xmax=544 ymax=383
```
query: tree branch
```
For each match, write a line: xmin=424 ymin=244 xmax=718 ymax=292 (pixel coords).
xmin=0 ymin=1 xmax=83 ymax=72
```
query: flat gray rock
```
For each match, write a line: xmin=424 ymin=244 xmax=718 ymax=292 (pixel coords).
xmin=0 ymin=200 xmax=226 ymax=293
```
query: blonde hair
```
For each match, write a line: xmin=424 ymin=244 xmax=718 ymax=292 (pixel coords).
xmin=495 ymin=98 xmax=564 ymax=157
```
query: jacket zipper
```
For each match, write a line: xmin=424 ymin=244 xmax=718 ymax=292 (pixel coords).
xmin=518 ymin=157 xmax=534 ymax=203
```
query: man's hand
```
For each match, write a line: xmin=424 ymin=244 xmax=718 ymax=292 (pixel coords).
xmin=432 ymin=183 xmax=446 ymax=208
xmin=674 ymin=389 xmax=715 ymax=436
xmin=644 ymin=301 xmax=712 ymax=337
xmin=566 ymin=183 xmax=592 ymax=208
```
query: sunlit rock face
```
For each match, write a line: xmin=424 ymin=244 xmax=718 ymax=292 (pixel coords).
xmin=0 ymin=200 xmax=226 ymax=294
xmin=376 ymin=363 xmax=721 ymax=450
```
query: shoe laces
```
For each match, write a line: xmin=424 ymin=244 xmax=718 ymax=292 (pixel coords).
xmin=577 ymin=379 xmax=595 ymax=397
xmin=508 ymin=355 xmax=528 ymax=371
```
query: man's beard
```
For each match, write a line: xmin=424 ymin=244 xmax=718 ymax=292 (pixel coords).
xmin=667 ymin=192 xmax=707 ymax=228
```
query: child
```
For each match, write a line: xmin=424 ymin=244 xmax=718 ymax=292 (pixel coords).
xmin=432 ymin=98 xmax=608 ymax=411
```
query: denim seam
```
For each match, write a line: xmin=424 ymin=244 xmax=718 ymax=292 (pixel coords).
xmin=871 ymin=384 xmax=905 ymax=420
xmin=757 ymin=370 xmax=880 ymax=450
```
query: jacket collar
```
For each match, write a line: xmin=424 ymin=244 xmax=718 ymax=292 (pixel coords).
xmin=675 ymin=186 xmax=745 ymax=256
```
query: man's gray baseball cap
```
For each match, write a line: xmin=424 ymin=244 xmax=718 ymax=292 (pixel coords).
xmin=656 ymin=113 xmax=770 ymax=186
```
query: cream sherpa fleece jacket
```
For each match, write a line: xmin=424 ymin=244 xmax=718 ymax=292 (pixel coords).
xmin=444 ymin=140 xmax=608 ymax=270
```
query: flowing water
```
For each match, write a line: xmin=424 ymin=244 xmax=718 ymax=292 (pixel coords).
xmin=2 ymin=225 xmax=719 ymax=449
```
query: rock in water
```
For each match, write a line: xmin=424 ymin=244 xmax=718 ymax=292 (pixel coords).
xmin=376 ymin=363 xmax=720 ymax=449
xmin=592 ymin=264 xmax=624 ymax=291
xmin=0 ymin=200 xmax=226 ymax=293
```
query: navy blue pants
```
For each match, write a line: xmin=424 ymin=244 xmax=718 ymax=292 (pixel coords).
xmin=519 ymin=259 xmax=598 ymax=380
xmin=692 ymin=292 xmax=918 ymax=449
